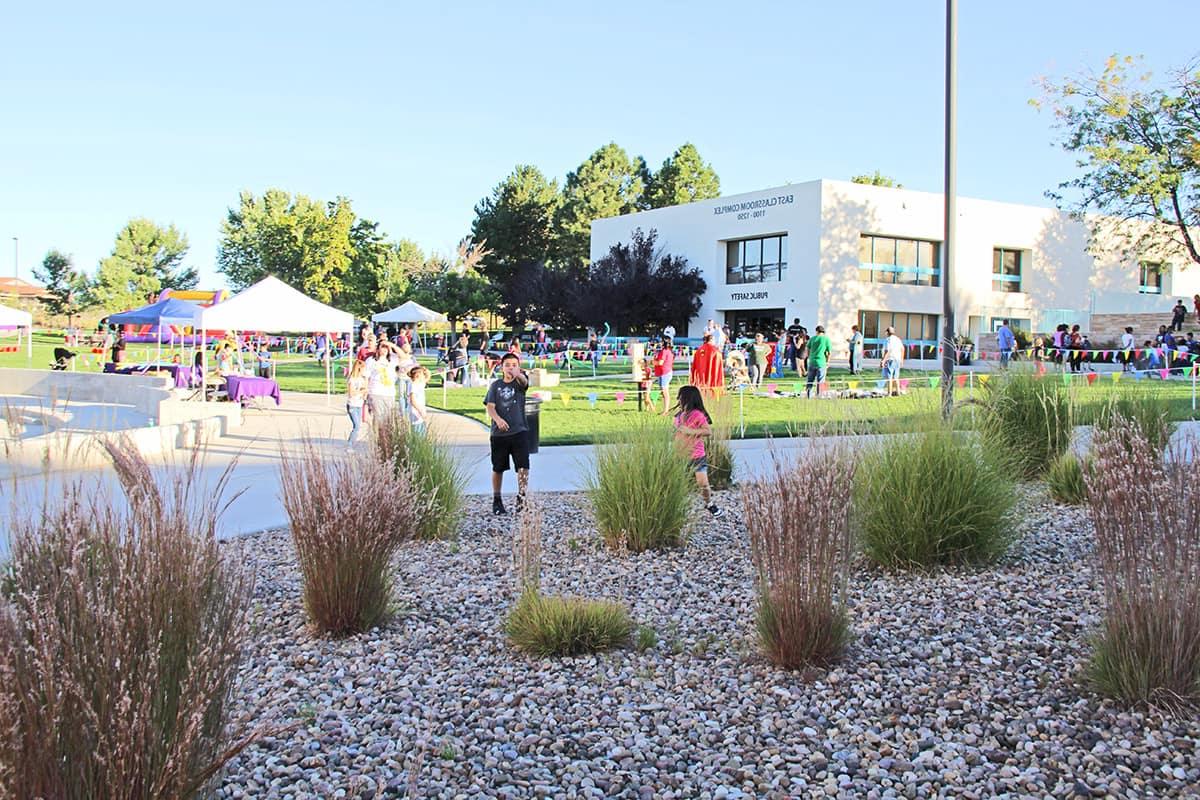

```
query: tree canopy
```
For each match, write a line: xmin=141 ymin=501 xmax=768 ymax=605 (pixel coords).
xmin=218 ymin=189 xmax=412 ymax=316
xmin=470 ymin=165 xmax=560 ymax=282
xmin=554 ymin=143 xmax=647 ymax=264
xmin=404 ymin=239 xmax=498 ymax=327
xmin=33 ymin=250 xmax=90 ymax=318
xmin=91 ymin=219 xmax=194 ymax=311
xmin=1037 ymin=54 xmax=1200 ymax=266
xmin=646 ymin=143 xmax=721 ymax=208
xmin=851 ymin=171 xmax=902 ymax=188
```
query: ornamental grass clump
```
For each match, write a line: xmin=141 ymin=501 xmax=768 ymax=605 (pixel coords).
xmin=281 ymin=438 xmax=425 ymax=636
xmin=744 ymin=447 xmax=855 ymax=669
xmin=371 ymin=408 xmax=466 ymax=540
xmin=705 ymin=394 xmax=736 ymax=490
xmin=586 ymin=417 xmax=692 ymax=553
xmin=1046 ymin=451 xmax=1090 ymax=505
xmin=976 ymin=369 xmax=1072 ymax=479
xmin=505 ymin=497 xmax=633 ymax=657
xmin=1091 ymin=387 xmax=1175 ymax=454
xmin=1085 ymin=424 xmax=1200 ymax=709
xmin=0 ymin=446 xmax=258 ymax=800
xmin=854 ymin=423 xmax=1017 ymax=568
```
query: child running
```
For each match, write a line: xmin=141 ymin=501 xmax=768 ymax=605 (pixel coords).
xmin=673 ymin=384 xmax=723 ymax=518
xmin=407 ymin=365 xmax=430 ymax=433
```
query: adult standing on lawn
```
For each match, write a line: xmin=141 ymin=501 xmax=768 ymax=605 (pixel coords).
xmin=653 ymin=338 xmax=676 ymax=414
xmin=882 ymin=326 xmax=905 ymax=396
xmin=997 ymin=319 xmax=1016 ymax=368
xmin=847 ymin=324 xmax=864 ymax=375
xmin=485 ymin=352 xmax=530 ymax=515
xmin=804 ymin=325 xmax=831 ymax=398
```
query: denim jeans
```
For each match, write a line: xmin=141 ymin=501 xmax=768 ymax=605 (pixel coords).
xmin=347 ymin=404 xmax=362 ymax=442
xmin=805 ymin=364 xmax=827 ymax=397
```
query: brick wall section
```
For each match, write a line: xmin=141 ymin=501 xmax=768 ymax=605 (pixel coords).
xmin=1090 ymin=313 xmax=1196 ymax=347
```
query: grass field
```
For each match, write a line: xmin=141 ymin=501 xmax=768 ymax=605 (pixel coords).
xmin=5 ymin=332 xmax=1198 ymax=445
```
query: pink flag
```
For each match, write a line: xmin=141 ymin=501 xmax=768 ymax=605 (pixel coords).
xmin=615 ymin=391 xmax=625 ymax=405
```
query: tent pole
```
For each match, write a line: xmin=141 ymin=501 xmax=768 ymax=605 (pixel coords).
xmin=202 ymin=327 xmax=208 ymax=403
xmin=326 ymin=331 xmax=332 ymax=406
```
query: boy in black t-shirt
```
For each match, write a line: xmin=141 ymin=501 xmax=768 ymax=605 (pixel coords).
xmin=484 ymin=352 xmax=530 ymax=515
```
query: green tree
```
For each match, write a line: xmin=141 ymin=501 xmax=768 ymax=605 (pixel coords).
xmin=851 ymin=171 xmax=902 ymax=188
xmin=91 ymin=219 xmax=194 ymax=310
xmin=1037 ymin=54 xmax=1200 ymax=266
xmin=554 ymin=143 xmax=646 ymax=264
xmin=406 ymin=264 xmax=498 ymax=329
xmin=646 ymin=143 xmax=721 ymax=208
xmin=218 ymin=189 xmax=417 ymax=315
xmin=470 ymin=165 xmax=560 ymax=282
xmin=33 ymin=250 xmax=91 ymax=318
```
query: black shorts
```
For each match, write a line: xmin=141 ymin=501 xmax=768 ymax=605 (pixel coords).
xmin=490 ymin=432 xmax=530 ymax=473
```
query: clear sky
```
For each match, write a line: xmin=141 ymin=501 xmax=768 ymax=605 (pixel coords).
xmin=1 ymin=1 xmax=1195 ymax=290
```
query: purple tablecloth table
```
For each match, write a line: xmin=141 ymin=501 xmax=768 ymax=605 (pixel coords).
xmin=225 ymin=375 xmax=281 ymax=405
xmin=105 ymin=363 xmax=190 ymax=388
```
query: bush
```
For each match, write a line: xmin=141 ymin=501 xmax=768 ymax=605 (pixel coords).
xmin=854 ymin=424 xmax=1017 ymax=568
xmin=1091 ymin=388 xmax=1175 ymax=454
xmin=744 ymin=447 xmax=855 ymax=668
xmin=1085 ymin=425 xmax=1200 ymax=708
xmin=586 ymin=417 xmax=693 ymax=552
xmin=371 ymin=409 xmax=466 ymax=540
xmin=706 ymin=430 xmax=735 ymax=490
xmin=1046 ymin=451 xmax=1089 ymax=505
xmin=280 ymin=439 xmax=425 ymax=635
xmin=976 ymin=369 xmax=1072 ymax=479
xmin=505 ymin=495 xmax=633 ymax=657
xmin=0 ymin=447 xmax=257 ymax=799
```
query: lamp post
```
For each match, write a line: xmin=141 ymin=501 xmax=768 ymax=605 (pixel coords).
xmin=11 ymin=237 xmax=16 ymax=280
xmin=940 ymin=0 xmax=958 ymax=419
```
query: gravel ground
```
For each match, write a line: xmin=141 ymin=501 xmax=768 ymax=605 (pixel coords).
xmin=216 ymin=489 xmax=1199 ymax=799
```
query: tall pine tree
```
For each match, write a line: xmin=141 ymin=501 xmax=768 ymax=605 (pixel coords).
xmin=554 ymin=143 xmax=646 ymax=264
xmin=646 ymin=143 xmax=721 ymax=208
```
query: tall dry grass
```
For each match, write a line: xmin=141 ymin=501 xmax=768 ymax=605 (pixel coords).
xmin=743 ymin=447 xmax=855 ymax=669
xmin=370 ymin=407 xmax=466 ymax=540
xmin=280 ymin=438 xmax=425 ymax=636
xmin=976 ymin=369 xmax=1072 ymax=479
xmin=0 ymin=444 xmax=257 ymax=799
xmin=1085 ymin=423 xmax=1200 ymax=709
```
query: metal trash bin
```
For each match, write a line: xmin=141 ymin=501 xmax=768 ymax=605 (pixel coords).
xmin=524 ymin=396 xmax=543 ymax=454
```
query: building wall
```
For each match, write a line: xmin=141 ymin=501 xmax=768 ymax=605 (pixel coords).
xmin=589 ymin=179 xmax=1200 ymax=347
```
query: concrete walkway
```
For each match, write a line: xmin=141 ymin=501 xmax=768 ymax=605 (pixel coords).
xmin=4 ymin=389 xmax=1199 ymax=542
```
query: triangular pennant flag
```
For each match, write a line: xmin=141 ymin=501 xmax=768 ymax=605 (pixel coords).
xmin=955 ymin=374 xmax=967 ymax=388
xmin=978 ymin=374 xmax=990 ymax=384
xmin=819 ymin=381 xmax=828 ymax=394
xmin=767 ymin=383 xmax=778 ymax=395
xmin=849 ymin=380 xmax=859 ymax=390
xmin=876 ymin=380 xmax=886 ymax=389
xmin=929 ymin=376 xmax=940 ymax=388
xmin=561 ymin=392 xmax=571 ymax=406
xmin=792 ymin=382 xmax=803 ymax=393
xmin=1112 ymin=372 xmax=1121 ymax=382
xmin=649 ymin=390 xmax=661 ymax=403
xmin=899 ymin=379 xmax=909 ymax=390
xmin=1035 ymin=361 xmax=1046 ymax=377
xmin=1133 ymin=371 xmax=1143 ymax=381
xmin=615 ymin=391 xmax=625 ymax=405
xmin=1160 ymin=369 xmax=1169 ymax=380
xmin=1086 ymin=373 xmax=1097 ymax=385
xmin=1062 ymin=373 xmax=1071 ymax=385
xmin=587 ymin=392 xmax=597 ymax=407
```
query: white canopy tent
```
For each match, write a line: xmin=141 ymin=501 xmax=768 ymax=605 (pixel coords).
xmin=194 ymin=276 xmax=355 ymax=401
xmin=0 ymin=303 xmax=33 ymax=362
xmin=371 ymin=300 xmax=447 ymax=353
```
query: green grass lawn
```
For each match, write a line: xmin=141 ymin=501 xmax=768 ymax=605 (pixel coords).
xmin=5 ymin=333 xmax=1197 ymax=445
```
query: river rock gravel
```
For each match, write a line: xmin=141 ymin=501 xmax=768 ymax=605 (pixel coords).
xmin=215 ymin=489 xmax=1199 ymax=799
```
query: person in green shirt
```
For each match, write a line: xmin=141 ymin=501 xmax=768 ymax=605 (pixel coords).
xmin=805 ymin=325 xmax=832 ymax=398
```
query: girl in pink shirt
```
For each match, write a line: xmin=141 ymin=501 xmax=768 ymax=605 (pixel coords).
xmin=673 ymin=385 xmax=723 ymax=518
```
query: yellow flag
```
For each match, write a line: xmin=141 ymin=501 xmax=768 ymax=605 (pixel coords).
xmin=978 ymin=374 xmax=990 ymax=384
xmin=561 ymin=392 xmax=571 ymax=406
xmin=1112 ymin=372 xmax=1121 ymax=383
xmin=848 ymin=381 xmax=858 ymax=390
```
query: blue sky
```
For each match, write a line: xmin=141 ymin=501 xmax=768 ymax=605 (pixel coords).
xmin=1 ymin=1 xmax=1194 ymax=290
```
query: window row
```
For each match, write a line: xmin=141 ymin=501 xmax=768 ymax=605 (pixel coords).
xmin=726 ymin=235 xmax=788 ymax=284
xmin=858 ymin=310 xmax=940 ymax=344
xmin=858 ymin=235 xmax=940 ymax=286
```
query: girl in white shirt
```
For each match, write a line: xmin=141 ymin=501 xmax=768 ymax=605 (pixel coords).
xmin=408 ymin=366 xmax=430 ymax=433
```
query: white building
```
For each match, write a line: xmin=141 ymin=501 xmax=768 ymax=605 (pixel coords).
xmin=590 ymin=179 xmax=1200 ymax=351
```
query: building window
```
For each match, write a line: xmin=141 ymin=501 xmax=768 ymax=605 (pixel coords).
xmin=858 ymin=310 xmax=940 ymax=348
xmin=1139 ymin=261 xmax=1163 ymax=294
xmin=992 ymin=248 xmax=1023 ymax=292
xmin=858 ymin=235 xmax=940 ymax=286
xmin=726 ymin=235 xmax=787 ymax=284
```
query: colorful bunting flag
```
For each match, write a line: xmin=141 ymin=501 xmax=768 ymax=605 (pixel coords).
xmin=561 ymin=393 xmax=571 ymax=406
xmin=876 ymin=380 xmax=886 ymax=390
xmin=1160 ymin=369 xmax=1169 ymax=380
xmin=1062 ymin=373 xmax=1071 ymax=385
xmin=587 ymin=392 xmax=597 ymax=408
xmin=955 ymin=374 xmax=967 ymax=388
xmin=767 ymin=383 xmax=778 ymax=395
xmin=615 ymin=391 xmax=625 ymax=405
xmin=849 ymin=380 xmax=859 ymax=390
xmin=978 ymin=374 xmax=990 ymax=385
xmin=899 ymin=379 xmax=909 ymax=390
xmin=1111 ymin=372 xmax=1121 ymax=383
xmin=650 ymin=390 xmax=661 ymax=403
xmin=1086 ymin=373 xmax=1097 ymax=385
xmin=793 ymin=382 xmax=803 ymax=393
xmin=928 ymin=376 xmax=940 ymax=388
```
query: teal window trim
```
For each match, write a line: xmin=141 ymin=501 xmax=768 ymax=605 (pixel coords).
xmin=860 ymin=262 xmax=941 ymax=277
xmin=991 ymin=273 xmax=1021 ymax=283
xmin=1138 ymin=284 xmax=1163 ymax=294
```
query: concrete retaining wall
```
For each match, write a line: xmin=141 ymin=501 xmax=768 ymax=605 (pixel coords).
xmin=0 ymin=368 xmax=171 ymax=418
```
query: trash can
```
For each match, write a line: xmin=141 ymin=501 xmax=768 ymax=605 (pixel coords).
xmin=524 ymin=396 xmax=543 ymax=454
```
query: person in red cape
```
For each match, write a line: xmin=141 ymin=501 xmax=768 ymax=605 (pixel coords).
xmin=689 ymin=333 xmax=725 ymax=395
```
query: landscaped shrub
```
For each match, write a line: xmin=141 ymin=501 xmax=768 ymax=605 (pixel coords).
xmin=0 ymin=448 xmax=257 ymax=799
xmin=280 ymin=439 xmax=425 ymax=635
xmin=371 ymin=408 xmax=466 ymax=540
xmin=505 ymin=496 xmax=633 ymax=657
xmin=1085 ymin=425 xmax=1200 ymax=708
xmin=744 ymin=448 xmax=855 ymax=668
xmin=586 ymin=417 xmax=693 ymax=552
xmin=976 ymin=369 xmax=1072 ymax=479
xmin=854 ymin=424 xmax=1017 ymax=568
xmin=1046 ymin=451 xmax=1089 ymax=505
xmin=706 ymin=427 xmax=735 ymax=490
xmin=1091 ymin=388 xmax=1175 ymax=454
